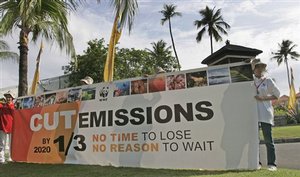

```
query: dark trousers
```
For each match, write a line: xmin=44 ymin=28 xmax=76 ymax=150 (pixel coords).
xmin=260 ymin=122 xmax=276 ymax=166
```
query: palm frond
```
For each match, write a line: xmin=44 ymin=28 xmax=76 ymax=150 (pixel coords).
xmin=109 ymin=0 xmax=138 ymax=33
xmin=194 ymin=5 xmax=230 ymax=44
xmin=160 ymin=3 xmax=181 ymax=26
xmin=0 ymin=39 xmax=19 ymax=62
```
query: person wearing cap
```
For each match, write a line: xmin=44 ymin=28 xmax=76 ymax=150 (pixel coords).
xmin=252 ymin=59 xmax=280 ymax=171
xmin=80 ymin=76 xmax=94 ymax=85
xmin=143 ymin=67 xmax=166 ymax=78
xmin=155 ymin=67 xmax=166 ymax=74
xmin=0 ymin=91 xmax=15 ymax=163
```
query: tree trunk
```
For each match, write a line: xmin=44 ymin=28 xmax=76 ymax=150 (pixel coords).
xmin=168 ymin=19 xmax=180 ymax=71
xmin=285 ymin=58 xmax=291 ymax=88
xmin=18 ymin=27 xmax=30 ymax=97
xmin=210 ymin=34 xmax=213 ymax=54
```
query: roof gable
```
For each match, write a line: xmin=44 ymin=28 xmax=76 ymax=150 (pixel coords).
xmin=202 ymin=43 xmax=262 ymax=65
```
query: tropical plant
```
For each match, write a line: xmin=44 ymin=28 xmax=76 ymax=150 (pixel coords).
xmin=67 ymin=39 xmax=177 ymax=86
xmin=67 ymin=38 xmax=107 ymax=86
xmin=271 ymin=39 xmax=299 ymax=87
xmin=146 ymin=40 xmax=178 ymax=72
xmin=0 ymin=0 xmax=82 ymax=96
xmin=160 ymin=3 xmax=181 ymax=70
xmin=194 ymin=6 xmax=230 ymax=54
xmin=96 ymin=0 xmax=138 ymax=33
xmin=0 ymin=39 xmax=18 ymax=62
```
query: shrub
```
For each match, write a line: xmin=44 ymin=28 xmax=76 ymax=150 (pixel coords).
xmin=274 ymin=105 xmax=287 ymax=116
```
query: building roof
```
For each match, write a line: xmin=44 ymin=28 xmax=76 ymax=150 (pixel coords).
xmin=201 ymin=43 xmax=263 ymax=65
xmin=272 ymin=93 xmax=300 ymax=106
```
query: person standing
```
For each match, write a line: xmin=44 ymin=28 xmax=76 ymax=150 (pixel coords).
xmin=252 ymin=59 xmax=280 ymax=171
xmin=0 ymin=91 xmax=15 ymax=163
xmin=80 ymin=76 xmax=94 ymax=85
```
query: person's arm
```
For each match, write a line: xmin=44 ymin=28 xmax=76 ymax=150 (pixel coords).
xmin=255 ymin=78 xmax=280 ymax=101
xmin=7 ymin=102 xmax=15 ymax=110
xmin=254 ymin=95 xmax=277 ymax=101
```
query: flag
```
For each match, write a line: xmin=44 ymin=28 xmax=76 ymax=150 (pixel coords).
xmin=30 ymin=41 xmax=43 ymax=95
xmin=103 ymin=12 xmax=122 ymax=82
xmin=288 ymin=67 xmax=296 ymax=110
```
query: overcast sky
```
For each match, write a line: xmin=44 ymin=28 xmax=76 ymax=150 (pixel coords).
xmin=1 ymin=0 xmax=300 ymax=96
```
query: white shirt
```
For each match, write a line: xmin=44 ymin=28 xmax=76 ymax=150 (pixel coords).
xmin=254 ymin=76 xmax=280 ymax=125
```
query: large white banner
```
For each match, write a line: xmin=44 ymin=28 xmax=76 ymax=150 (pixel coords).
xmin=12 ymin=63 xmax=259 ymax=170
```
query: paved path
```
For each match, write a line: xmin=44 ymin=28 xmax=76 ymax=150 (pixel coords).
xmin=259 ymin=142 xmax=300 ymax=170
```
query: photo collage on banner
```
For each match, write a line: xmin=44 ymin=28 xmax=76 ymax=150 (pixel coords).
xmin=15 ymin=63 xmax=253 ymax=109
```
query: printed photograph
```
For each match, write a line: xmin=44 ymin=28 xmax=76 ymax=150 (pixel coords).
xmin=34 ymin=95 xmax=45 ymax=107
xmin=55 ymin=90 xmax=68 ymax=104
xmin=167 ymin=74 xmax=186 ymax=90
xmin=22 ymin=97 xmax=35 ymax=109
xmin=207 ymin=67 xmax=230 ymax=85
xmin=82 ymin=87 xmax=96 ymax=101
xmin=113 ymin=81 xmax=130 ymax=97
xmin=186 ymin=71 xmax=208 ymax=88
xmin=15 ymin=99 xmax=23 ymax=109
xmin=44 ymin=93 xmax=57 ymax=106
xmin=131 ymin=79 xmax=148 ymax=95
xmin=67 ymin=88 xmax=82 ymax=103
xmin=230 ymin=64 xmax=253 ymax=83
xmin=0 ymin=97 xmax=5 ymax=104
xmin=148 ymin=75 xmax=166 ymax=93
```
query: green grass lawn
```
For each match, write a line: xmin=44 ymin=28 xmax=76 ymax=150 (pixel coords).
xmin=260 ymin=125 xmax=300 ymax=139
xmin=1 ymin=125 xmax=298 ymax=177
xmin=0 ymin=162 xmax=299 ymax=177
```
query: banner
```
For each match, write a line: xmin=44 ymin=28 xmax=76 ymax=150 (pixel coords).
xmin=103 ymin=12 xmax=122 ymax=82
xmin=288 ymin=67 xmax=296 ymax=110
xmin=30 ymin=41 xmax=43 ymax=95
xmin=12 ymin=63 xmax=259 ymax=170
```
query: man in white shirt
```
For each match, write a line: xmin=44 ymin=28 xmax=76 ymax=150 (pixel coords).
xmin=252 ymin=59 xmax=280 ymax=171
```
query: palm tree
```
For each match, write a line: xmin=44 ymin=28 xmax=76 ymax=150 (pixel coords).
xmin=146 ymin=40 xmax=177 ymax=72
xmin=160 ymin=4 xmax=181 ymax=70
xmin=97 ymin=0 xmax=138 ymax=33
xmin=271 ymin=39 xmax=300 ymax=87
xmin=0 ymin=39 xmax=18 ymax=62
xmin=0 ymin=0 xmax=81 ymax=96
xmin=194 ymin=6 xmax=230 ymax=54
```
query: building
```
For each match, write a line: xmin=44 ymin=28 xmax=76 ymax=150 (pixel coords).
xmin=0 ymin=74 xmax=70 ymax=98
xmin=272 ymin=89 xmax=300 ymax=114
xmin=201 ymin=40 xmax=262 ymax=66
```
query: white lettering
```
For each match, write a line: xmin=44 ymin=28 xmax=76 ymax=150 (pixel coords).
xmin=30 ymin=114 xmax=43 ymax=131
xmin=30 ymin=110 xmax=76 ymax=131
xmin=60 ymin=110 xmax=76 ymax=129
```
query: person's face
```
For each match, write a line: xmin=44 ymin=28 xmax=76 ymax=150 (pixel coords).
xmin=80 ymin=81 xmax=87 ymax=85
xmin=5 ymin=95 xmax=13 ymax=102
xmin=253 ymin=65 xmax=266 ymax=77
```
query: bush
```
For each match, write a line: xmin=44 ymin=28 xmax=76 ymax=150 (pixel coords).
xmin=274 ymin=105 xmax=298 ymax=124
xmin=295 ymin=113 xmax=300 ymax=123
xmin=274 ymin=105 xmax=287 ymax=116
xmin=287 ymin=116 xmax=297 ymax=124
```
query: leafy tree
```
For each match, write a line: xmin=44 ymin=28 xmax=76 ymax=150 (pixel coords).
xmin=146 ymin=40 xmax=178 ymax=72
xmin=67 ymin=39 xmax=177 ymax=86
xmin=0 ymin=39 xmax=18 ymax=62
xmin=0 ymin=0 xmax=81 ymax=96
xmin=114 ymin=48 xmax=153 ymax=79
xmin=68 ymin=38 xmax=107 ymax=86
xmin=194 ymin=6 xmax=230 ymax=54
xmin=160 ymin=3 xmax=181 ymax=70
xmin=271 ymin=39 xmax=299 ymax=87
